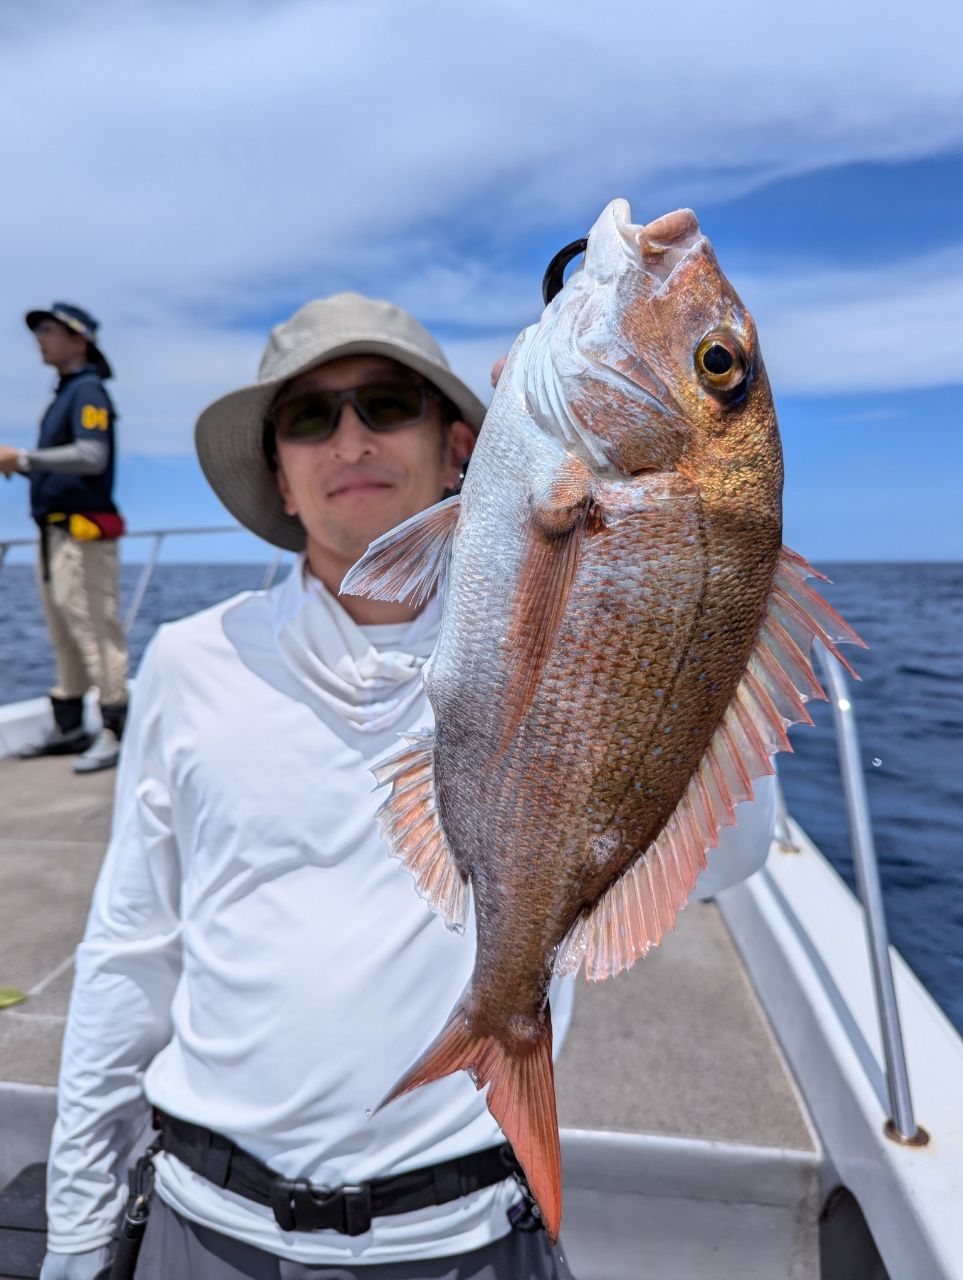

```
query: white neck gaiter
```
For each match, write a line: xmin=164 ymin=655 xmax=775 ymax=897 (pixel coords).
xmin=274 ymin=557 xmax=439 ymax=733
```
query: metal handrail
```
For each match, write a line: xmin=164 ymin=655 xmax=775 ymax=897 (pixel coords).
xmin=0 ymin=524 xmax=241 ymax=566
xmin=817 ymin=644 xmax=924 ymax=1144
xmin=0 ymin=525 xmax=285 ymax=634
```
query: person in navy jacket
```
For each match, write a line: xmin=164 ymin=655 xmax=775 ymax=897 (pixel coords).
xmin=0 ymin=303 xmax=128 ymax=772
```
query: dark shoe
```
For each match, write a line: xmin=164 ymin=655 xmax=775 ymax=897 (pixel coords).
xmin=18 ymin=694 xmax=91 ymax=758
xmin=99 ymin=702 xmax=128 ymax=740
xmin=51 ymin=694 xmax=85 ymax=734
xmin=18 ymin=724 xmax=92 ymax=758
xmin=73 ymin=728 xmax=120 ymax=774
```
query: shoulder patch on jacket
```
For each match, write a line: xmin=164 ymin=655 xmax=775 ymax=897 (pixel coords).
xmin=80 ymin=404 xmax=110 ymax=431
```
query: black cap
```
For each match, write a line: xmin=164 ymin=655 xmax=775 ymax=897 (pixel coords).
xmin=26 ymin=302 xmax=112 ymax=380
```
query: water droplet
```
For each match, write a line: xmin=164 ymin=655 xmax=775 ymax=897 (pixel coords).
xmin=452 ymin=922 xmax=466 ymax=935
xmin=364 ymin=1108 xmax=372 ymax=1119
xmin=872 ymin=757 xmax=882 ymax=767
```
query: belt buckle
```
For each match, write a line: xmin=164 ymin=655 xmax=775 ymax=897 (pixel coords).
xmin=272 ymin=1178 xmax=325 ymax=1232
xmin=271 ymin=1178 xmax=372 ymax=1236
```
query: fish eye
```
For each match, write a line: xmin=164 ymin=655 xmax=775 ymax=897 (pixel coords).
xmin=695 ymin=333 xmax=748 ymax=395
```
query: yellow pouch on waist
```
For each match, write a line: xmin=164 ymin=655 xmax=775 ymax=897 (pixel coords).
xmin=68 ymin=514 xmax=103 ymax=541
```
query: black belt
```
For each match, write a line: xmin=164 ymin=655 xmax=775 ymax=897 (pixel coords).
xmin=154 ymin=1111 xmax=518 ymax=1237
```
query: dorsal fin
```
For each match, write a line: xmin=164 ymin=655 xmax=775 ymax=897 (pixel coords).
xmin=555 ymin=547 xmax=866 ymax=982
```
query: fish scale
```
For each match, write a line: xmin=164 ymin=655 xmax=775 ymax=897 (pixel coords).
xmin=342 ymin=197 xmax=864 ymax=1241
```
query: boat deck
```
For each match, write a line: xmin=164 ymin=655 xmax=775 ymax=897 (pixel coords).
xmin=0 ymin=754 xmax=820 ymax=1278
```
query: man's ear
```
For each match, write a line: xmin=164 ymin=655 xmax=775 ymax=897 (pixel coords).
xmin=275 ymin=457 xmax=298 ymax=517
xmin=443 ymin=420 xmax=476 ymax=489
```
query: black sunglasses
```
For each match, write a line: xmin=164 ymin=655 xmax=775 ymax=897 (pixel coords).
xmin=270 ymin=380 xmax=439 ymax=445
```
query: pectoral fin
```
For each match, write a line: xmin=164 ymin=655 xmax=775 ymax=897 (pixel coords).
xmin=341 ymin=494 xmax=461 ymax=608
xmin=499 ymin=463 xmax=596 ymax=752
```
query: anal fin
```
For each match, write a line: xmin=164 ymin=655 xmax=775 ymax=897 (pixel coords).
xmin=341 ymin=494 xmax=461 ymax=608
xmin=372 ymin=730 xmax=469 ymax=931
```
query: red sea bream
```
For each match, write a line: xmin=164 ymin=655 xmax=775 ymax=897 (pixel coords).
xmin=342 ymin=198 xmax=864 ymax=1239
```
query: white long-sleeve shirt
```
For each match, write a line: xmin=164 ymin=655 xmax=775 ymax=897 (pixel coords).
xmin=47 ymin=562 xmax=574 ymax=1265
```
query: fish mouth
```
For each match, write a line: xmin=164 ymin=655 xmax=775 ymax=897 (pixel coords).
xmin=609 ymin=200 xmax=704 ymax=290
xmin=522 ymin=199 xmax=704 ymax=471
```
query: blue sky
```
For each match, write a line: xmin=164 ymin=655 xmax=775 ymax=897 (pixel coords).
xmin=0 ymin=0 xmax=960 ymax=564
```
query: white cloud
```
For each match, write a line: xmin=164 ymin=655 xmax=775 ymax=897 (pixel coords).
xmin=733 ymin=247 xmax=963 ymax=394
xmin=0 ymin=0 xmax=961 ymax=463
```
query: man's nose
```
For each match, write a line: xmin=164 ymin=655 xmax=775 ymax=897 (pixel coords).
xmin=329 ymin=404 xmax=376 ymax=460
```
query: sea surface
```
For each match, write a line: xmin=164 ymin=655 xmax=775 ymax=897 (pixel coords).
xmin=0 ymin=560 xmax=960 ymax=1034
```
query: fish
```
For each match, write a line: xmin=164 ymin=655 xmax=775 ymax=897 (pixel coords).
xmin=341 ymin=198 xmax=864 ymax=1240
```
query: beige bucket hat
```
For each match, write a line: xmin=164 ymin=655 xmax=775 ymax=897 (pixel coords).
xmin=195 ymin=293 xmax=487 ymax=551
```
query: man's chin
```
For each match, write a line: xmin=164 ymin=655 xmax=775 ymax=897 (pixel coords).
xmin=311 ymin=493 xmax=437 ymax=566
xmin=352 ymin=499 xmax=422 ymax=545
xmin=327 ymin=512 xmax=410 ymax=566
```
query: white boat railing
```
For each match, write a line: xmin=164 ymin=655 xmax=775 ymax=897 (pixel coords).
xmin=0 ymin=530 xmax=925 ymax=1148
xmin=817 ymin=646 xmax=926 ymax=1147
xmin=0 ymin=526 xmax=284 ymax=634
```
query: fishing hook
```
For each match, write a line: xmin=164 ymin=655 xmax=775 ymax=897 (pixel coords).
xmin=541 ymin=238 xmax=588 ymax=306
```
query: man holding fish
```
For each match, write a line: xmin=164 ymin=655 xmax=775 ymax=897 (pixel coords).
xmin=41 ymin=203 xmax=800 ymax=1277
xmin=40 ymin=294 xmax=581 ymax=1279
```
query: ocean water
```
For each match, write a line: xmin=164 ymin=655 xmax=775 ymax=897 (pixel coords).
xmin=0 ymin=560 xmax=960 ymax=1034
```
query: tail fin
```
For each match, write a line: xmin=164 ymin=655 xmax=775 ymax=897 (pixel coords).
xmin=382 ymin=1001 xmax=562 ymax=1241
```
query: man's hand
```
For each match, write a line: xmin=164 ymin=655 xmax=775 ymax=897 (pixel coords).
xmin=39 ymin=1245 xmax=113 ymax=1279
xmin=0 ymin=445 xmax=22 ymax=478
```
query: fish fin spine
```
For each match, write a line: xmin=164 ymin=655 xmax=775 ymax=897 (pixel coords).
xmin=372 ymin=731 xmax=469 ymax=931
xmin=381 ymin=1003 xmax=562 ymax=1242
xmin=555 ymin=546 xmax=865 ymax=982
xmin=340 ymin=493 xmax=461 ymax=608
xmin=770 ymin=547 xmax=866 ymax=677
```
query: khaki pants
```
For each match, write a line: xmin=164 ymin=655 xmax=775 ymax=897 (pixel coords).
xmin=37 ymin=525 xmax=128 ymax=706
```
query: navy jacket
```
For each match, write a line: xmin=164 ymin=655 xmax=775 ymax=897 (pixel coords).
xmin=30 ymin=364 xmax=118 ymax=522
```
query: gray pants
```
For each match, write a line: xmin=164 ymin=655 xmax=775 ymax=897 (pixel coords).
xmin=133 ymin=1196 xmax=577 ymax=1279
